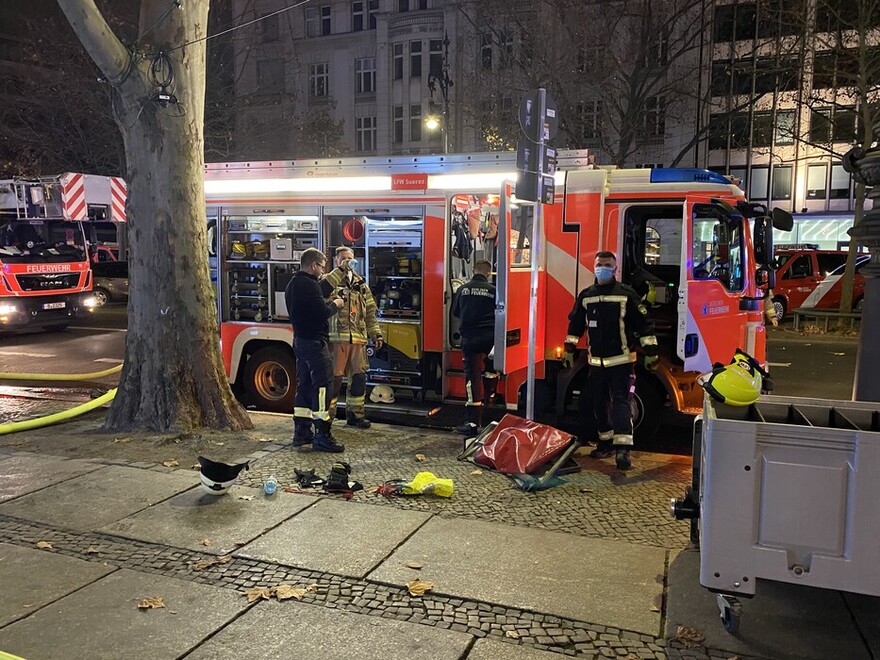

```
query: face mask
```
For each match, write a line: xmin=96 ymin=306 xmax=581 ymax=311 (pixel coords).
xmin=595 ymin=266 xmax=615 ymax=283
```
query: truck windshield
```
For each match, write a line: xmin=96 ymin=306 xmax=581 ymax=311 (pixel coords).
xmin=0 ymin=220 xmax=87 ymax=263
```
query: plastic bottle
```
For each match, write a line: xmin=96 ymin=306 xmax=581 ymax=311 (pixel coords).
xmin=263 ymin=475 xmax=278 ymax=495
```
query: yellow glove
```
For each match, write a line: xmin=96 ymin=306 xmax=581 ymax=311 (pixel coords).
xmin=643 ymin=354 xmax=659 ymax=371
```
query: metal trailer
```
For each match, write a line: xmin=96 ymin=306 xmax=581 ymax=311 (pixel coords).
xmin=672 ymin=394 xmax=880 ymax=633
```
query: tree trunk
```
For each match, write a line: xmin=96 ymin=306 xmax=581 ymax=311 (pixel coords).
xmin=58 ymin=0 xmax=252 ymax=433
xmin=836 ymin=182 xmax=866 ymax=329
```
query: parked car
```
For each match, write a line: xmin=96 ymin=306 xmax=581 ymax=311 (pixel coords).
xmin=91 ymin=261 xmax=128 ymax=306
xmin=772 ymin=249 xmax=870 ymax=320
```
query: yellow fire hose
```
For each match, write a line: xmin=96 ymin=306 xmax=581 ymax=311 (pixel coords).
xmin=0 ymin=364 xmax=121 ymax=434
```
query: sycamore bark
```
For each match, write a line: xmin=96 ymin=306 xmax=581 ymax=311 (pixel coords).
xmin=57 ymin=0 xmax=252 ymax=432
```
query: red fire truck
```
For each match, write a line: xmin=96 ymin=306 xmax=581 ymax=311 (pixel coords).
xmin=204 ymin=152 xmax=787 ymax=437
xmin=0 ymin=172 xmax=126 ymax=330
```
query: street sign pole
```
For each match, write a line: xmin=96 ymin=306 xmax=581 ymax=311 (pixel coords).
xmin=526 ymin=88 xmax=547 ymax=422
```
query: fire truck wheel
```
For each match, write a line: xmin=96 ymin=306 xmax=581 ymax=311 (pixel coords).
xmin=772 ymin=297 xmax=786 ymax=321
xmin=632 ymin=375 xmax=663 ymax=442
xmin=243 ymin=346 xmax=296 ymax=413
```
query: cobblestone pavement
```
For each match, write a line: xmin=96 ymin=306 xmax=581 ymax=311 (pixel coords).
xmin=0 ymin=512 xmax=668 ymax=658
xmin=235 ymin=426 xmax=693 ymax=552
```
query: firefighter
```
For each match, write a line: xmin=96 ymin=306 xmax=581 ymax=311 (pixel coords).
xmin=320 ymin=246 xmax=383 ymax=429
xmin=451 ymin=259 xmax=498 ymax=436
xmin=564 ymin=251 xmax=659 ymax=470
xmin=285 ymin=248 xmax=346 ymax=453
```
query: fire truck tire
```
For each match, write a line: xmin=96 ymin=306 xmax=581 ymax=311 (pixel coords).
xmin=772 ymin=296 xmax=787 ymax=321
xmin=242 ymin=346 xmax=296 ymax=413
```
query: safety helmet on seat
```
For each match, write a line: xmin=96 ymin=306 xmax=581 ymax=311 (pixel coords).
xmin=369 ymin=384 xmax=395 ymax=404
xmin=698 ymin=349 xmax=766 ymax=407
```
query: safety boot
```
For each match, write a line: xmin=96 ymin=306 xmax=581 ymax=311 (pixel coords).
xmin=346 ymin=413 xmax=371 ymax=429
xmin=291 ymin=418 xmax=314 ymax=448
xmin=589 ymin=441 xmax=614 ymax=459
xmin=313 ymin=420 xmax=345 ymax=453
xmin=615 ymin=448 xmax=632 ymax=471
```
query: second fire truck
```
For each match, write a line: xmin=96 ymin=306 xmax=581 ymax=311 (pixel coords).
xmin=204 ymin=151 xmax=790 ymax=437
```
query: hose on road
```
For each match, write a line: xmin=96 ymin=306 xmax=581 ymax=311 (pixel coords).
xmin=0 ymin=364 xmax=123 ymax=381
xmin=0 ymin=387 xmax=117 ymax=435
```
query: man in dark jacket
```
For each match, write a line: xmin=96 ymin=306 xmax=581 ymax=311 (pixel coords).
xmin=285 ymin=248 xmax=345 ymax=452
xmin=451 ymin=259 xmax=498 ymax=436
xmin=564 ymin=251 xmax=658 ymax=470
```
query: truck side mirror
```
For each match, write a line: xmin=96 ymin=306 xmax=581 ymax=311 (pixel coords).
xmin=771 ymin=207 xmax=794 ymax=231
xmin=753 ymin=216 xmax=773 ymax=265
xmin=756 ymin=266 xmax=775 ymax=289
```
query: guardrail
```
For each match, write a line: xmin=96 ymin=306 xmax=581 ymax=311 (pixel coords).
xmin=792 ymin=307 xmax=861 ymax=332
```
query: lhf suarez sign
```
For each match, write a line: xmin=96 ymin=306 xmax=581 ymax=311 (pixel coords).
xmin=515 ymin=88 xmax=558 ymax=205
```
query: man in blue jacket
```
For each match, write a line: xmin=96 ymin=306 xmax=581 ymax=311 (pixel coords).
xmin=285 ymin=248 xmax=345 ymax=452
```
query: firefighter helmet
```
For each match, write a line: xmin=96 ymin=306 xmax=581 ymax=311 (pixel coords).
xmin=197 ymin=456 xmax=250 ymax=496
xmin=698 ymin=349 xmax=765 ymax=407
xmin=369 ymin=384 xmax=395 ymax=404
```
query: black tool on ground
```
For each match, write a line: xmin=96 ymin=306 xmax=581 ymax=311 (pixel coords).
xmin=294 ymin=468 xmax=325 ymax=489
xmin=324 ymin=461 xmax=363 ymax=494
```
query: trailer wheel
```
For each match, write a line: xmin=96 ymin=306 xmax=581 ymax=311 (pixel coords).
xmin=717 ymin=594 xmax=742 ymax=634
xmin=242 ymin=346 xmax=296 ymax=413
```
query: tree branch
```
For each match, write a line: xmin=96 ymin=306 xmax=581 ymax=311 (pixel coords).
xmin=56 ymin=0 xmax=131 ymax=88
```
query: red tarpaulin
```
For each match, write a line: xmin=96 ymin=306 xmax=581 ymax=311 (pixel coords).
xmin=474 ymin=414 xmax=575 ymax=475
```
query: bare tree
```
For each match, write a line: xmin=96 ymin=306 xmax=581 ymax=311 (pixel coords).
xmin=57 ymin=0 xmax=252 ymax=433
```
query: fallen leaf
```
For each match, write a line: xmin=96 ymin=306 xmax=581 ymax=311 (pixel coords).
xmin=85 ymin=546 xmax=101 ymax=555
xmin=306 ymin=584 xmax=319 ymax=593
xmin=192 ymin=555 xmax=232 ymax=571
xmin=200 ymin=538 xmax=212 ymax=547
xmin=403 ymin=561 xmax=424 ymax=570
xmin=650 ymin=605 xmax=661 ymax=612
xmin=112 ymin=437 xmax=131 ymax=444
xmin=505 ymin=630 xmax=520 ymax=639
xmin=237 ymin=494 xmax=255 ymax=501
xmin=273 ymin=585 xmax=306 ymax=601
xmin=257 ymin=437 xmax=274 ymax=443
xmin=137 ymin=596 xmax=165 ymax=609
xmin=162 ymin=460 xmax=180 ymax=468
xmin=214 ymin=441 xmax=225 ymax=446
xmin=674 ymin=625 xmax=705 ymax=647
xmin=22 ymin=603 xmax=35 ymax=608
xmin=191 ymin=463 xmax=201 ymax=470
xmin=831 ymin=352 xmax=846 ymax=356
xmin=169 ymin=610 xmax=178 ymax=615
xmin=35 ymin=541 xmax=52 ymax=550
xmin=415 ymin=454 xmax=426 ymax=462
xmin=406 ymin=578 xmax=434 ymax=596
xmin=233 ymin=541 xmax=247 ymax=547
xmin=244 ymin=588 xmax=273 ymax=603
xmin=470 ymin=469 xmax=483 ymax=475
xmin=579 ymin=488 xmax=593 ymax=493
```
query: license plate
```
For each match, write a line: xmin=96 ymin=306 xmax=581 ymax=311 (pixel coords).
xmin=42 ymin=302 xmax=65 ymax=310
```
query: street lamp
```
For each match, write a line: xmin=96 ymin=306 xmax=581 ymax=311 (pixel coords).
xmin=426 ymin=31 xmax=453 ymax=154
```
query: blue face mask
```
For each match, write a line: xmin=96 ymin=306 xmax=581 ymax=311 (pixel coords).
xmin=595 ymin=266 xmax=615 ymax=283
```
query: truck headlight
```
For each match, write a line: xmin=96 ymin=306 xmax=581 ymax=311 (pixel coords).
xmin=0 ymin=303 xmax=18 ymax=315
xmin=82 ymin=295 xmax=99 ymax=309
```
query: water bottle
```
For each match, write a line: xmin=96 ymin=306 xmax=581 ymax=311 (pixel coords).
xmin=263 ymin=475 xmax=278 ymax=495
xmin=347 ymin=258 xmax=359 ymax=272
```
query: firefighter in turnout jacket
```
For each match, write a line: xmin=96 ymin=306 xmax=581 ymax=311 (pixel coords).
xmin=565 ymin=251 xmax=658 ymax=470
xmin=320 ymin=246 xmax=383 ymax=428
xmin=451 ymin=259 xmax=498 ymax=436
xmin=285 ymin=248 xmax=345 ymax=453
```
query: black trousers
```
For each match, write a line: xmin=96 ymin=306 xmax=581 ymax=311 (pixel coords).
xmin=461 ymin=329 xmax=495 ymax=408
xmin=590 ymin=362 xmax=635 ymax=440
xmin=293 ymin=337 xmax=333 ymax=423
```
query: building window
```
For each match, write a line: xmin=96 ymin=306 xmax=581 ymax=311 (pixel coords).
xmin=309 ymin=63 xmax=329 ymax=97
xmin=356 ymin=116 xmax=377 ymax=151
xmin=753 ymin=110 xmax=794 ymax=147
xmin=429 ymin=39 xmax=443 ymax=79
xmin=499 ymin=32 xmax=514 ymax=69
xmin=368 ymin=0 xmax=378 ymax=28
xmin=261 ymin=14 xmax=280 ymax=42
xmin=257 ymin=59 xmax=284 ymax=94
xmin=352 ymin=1 xmax=365 ymax=31
xmin=398 ymin=0 xmax=408 ymax=10
xmin=830 ymin=163 xmax=852 ymax=199
xmin=750 ymin=167 xmax=769 ymax=200
xmin=578 ymin=100 xmax=602 ymax=140
xmin=410 ymin=104 xmax=422 ymax=141
xmin=714 ymin=2 xmax=757 ymax=41
xmin=305 ymin=7 xmax=319 ymax=37
xmin=393 ymin=106 xmax=404 ymax=143
xmin=807 ymin=163 xmax=827 ymax=200
xmin=320 ymin=6 xmax=332 ymax=35
xmin=410 ymin=41 xmax=422 ymax=78
xmin=711 ymin=61 xmax=731 ymax=96
xmin=810 ymin=107 xmax=857 ymax=143
xmin=643 ymin=96 xmax=665 ymax=137
xmin=355 ymin=57 xmax=375 ymax=93
xmin=393 ymin=43 xmax=404 ymax=80
xmin=480 ymin=33 xmax=493 ymax=70
xmin=771 ymin=166 xmax=793 ymax=200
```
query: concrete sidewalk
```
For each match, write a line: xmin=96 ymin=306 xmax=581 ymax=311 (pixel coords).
xmin=0 ymin=416 xmax=878 ymax=659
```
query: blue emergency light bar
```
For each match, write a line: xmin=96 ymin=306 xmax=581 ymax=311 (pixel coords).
xmin=649 ymin=168 xmax=732 ymax=185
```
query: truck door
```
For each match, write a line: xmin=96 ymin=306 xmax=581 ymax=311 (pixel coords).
xmin=495 ymin=182 xmax=544 ymax=374
xmin=680 ymin=199 xmax=750 ymax=373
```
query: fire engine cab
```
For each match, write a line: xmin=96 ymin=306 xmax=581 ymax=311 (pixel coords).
xmin=205 ymin=152 xmax=788 ymax=437
xmin=0 ymin=173 xmax=126 ymax=330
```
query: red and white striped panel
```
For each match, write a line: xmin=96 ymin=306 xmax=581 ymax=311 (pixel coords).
xmin=59 ymin=172 xmax=87 ymax=220
xmin=110 ymin=177 xmax=127 ymax=222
